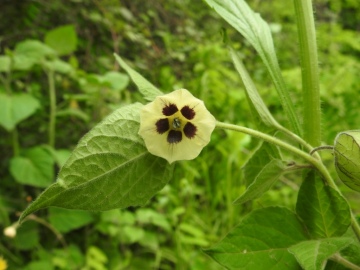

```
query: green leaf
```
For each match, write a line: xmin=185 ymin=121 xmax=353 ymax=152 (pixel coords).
xmin=234 ymin=159 xmax=286 ymax=204
xmin=101 ymin=71 xmax=129 ymax=91
xmin=242 ymin=141 xmax=281 ymax=186
xmin=45 ymin=24 xmax=77 ymax=56
xmin=288 ymin=237 xmax=353 ymax=270
xmin=10 ymin=146 xmax=55 ymax=188
xmin=0 ymin=55 xmax=11 ymax=72
xmin=13 ymin=221 xmax=39 ymax=250
xmin=19 ymin=103 xmax=174 ymax=223
xmin=48 ymin=207 xmax=94 ymax=233
xmin=0 ymin=93 xmax=40 ymax=131
xmin=114 ymin=53 xmax=163 ymax=101
xmin=204 ymin=0 xmax=301 ymax=135
xmin=13 ymin=40 xmax=56 ymax=70
xmin=296 ymin=171 xmax=351 ymax=239
xmin=43 ymin=58 xmax=74 ymax=74
xmin=334 ymin=130 xmax=360 ymax=192
xmin=205 ymin=207 xmax=307 ymax=270
xmin=229 ymin=47 xmax=279 ymax=128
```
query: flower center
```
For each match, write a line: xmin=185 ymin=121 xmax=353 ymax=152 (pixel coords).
xmin=172 ymin=117 xmax=181 ymax=129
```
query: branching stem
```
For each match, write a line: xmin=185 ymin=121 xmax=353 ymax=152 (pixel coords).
xmin=216 ymin=121 xmax=360 ymax=242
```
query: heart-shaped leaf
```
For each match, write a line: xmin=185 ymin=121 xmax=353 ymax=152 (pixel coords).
xmin=288 ymin=237 xmax=353 ymax=270
xmin=19 ymin=103 xmax=174 ymax=223
xmin=0 ymin=93 xmax=40 ymax=131
xmin=296 ymin=171 xmax=351 ymax=239
xmin=10 ymin=146 xmax=55 ymax=188
xmin=205 ymin=207 xmax=308 ymax=270
xmin=45 ymin=24 xmax=78 ymax=56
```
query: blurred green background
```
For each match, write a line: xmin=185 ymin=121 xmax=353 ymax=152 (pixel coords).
xmin=0 ymin=0 xmax=359 ymax=269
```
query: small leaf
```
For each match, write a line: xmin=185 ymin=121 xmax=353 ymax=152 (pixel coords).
xmin=334 ymin=130 xmax=360 ymax=192
xmin=13 ymin=40 xmax=55 ymax=70
xmin=48 ymin=207 xmax=94 ymax=233
xmin=10 ymin=146 xmax=55 ymax=188
xmin=43 ymin=58 xmax=74 ymax=74
xmin=288 ymin=237 xmax=353 ymax=270
xmin=114 ymin=53 xmax=163 ymax=101
xmin=205 ymin=207 xmax=307 ymax=270
xmin=204 ymin=0 xmax=301 ymax=135
xmin=229 ymin=47 xmax=279 ymax=128
xmin=0 ymin=55 xmax=11 ymax=72
xmin=45 ymin=24 xmax=78 ymax=56
xmin=19 ymin=103 xmax=174 ymax=223
xmin=242 ymin=141 xmax=281 ymax=186
xmin=296 ymin=171 xmax=351 ymax=239
xmin=234 ymin=159 xmax=286 ymax=204
xmin=0 ymin=93 xmax=40 ymax=131
xmin=101 ymin=71 xmax=129 ymax=91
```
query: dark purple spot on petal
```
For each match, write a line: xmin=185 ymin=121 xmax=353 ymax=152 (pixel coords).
xmin=162 ymin=104 xmax=178 ymax=116
xmin=156 ymin=118 xmax=169 ymax=134
xmin=183 ymin=122 xmax=197 ymax=139
xmin=167 ymin=130 xmax=182 ymax=144
xmin=181 ymin=106 xmax=195 ymax=120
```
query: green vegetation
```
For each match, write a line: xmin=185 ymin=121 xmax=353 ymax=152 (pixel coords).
xmin=1 ymin=0 xmax=360 ymax=269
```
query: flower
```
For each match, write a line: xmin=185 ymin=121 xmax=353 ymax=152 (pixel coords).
xmin=0 ymin=256 xmax=7 ymax=270
xmin=139 ymin=89 xmax=216 ymax=163
xmin=3 ymin=226 xmax=16 ymax=238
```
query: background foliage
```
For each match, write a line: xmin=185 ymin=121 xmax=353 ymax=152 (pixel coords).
xmin=0 ymin=0 xmax=359 ymax=269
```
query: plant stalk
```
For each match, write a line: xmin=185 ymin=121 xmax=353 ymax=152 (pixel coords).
xmin=293 ymin=0 xmax=321 ymax=146
xmin=331 ymin=253 xmax=360 ymax=270
xmin=216 ymin=121 xmax=360 ymax=241
xmin=47 ymin=70 xmax=56 ymax=148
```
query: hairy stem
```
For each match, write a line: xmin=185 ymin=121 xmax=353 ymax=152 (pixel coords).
xmin=293 ymin=0 xmax=321 ymax=146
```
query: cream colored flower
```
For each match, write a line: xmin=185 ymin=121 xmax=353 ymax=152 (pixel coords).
xmin=139 ymin=89 xmax=216 ymax=163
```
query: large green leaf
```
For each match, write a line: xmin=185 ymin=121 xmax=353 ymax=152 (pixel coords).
xmin=205 ymin=207 xmax=308 ymax=270
xmin=288 ymin=237 xmax=353 ymax=270
xmin=234 ymin=159 xmax=286 ymax=204
xmin=45 ymin=24 xmax=78 ymax=56
xmin=19 ymin=103 xmax=174 ymax=223
xmin=10 ymin=146 xmax=55 ymax=188
xmin=296 ymin=171 xmax=351 ymax=239
xmin=204 ymin=0 xmax=301 ymax=135
xmin=242 ymin=141 xmax=281 ymax=186
xmin=334 ymin=130 xmax=360 ymax=192
xmin=114 ymin=54 xmax=163 ymax=101
xmin=0 ymin=93 xmax=40 ymax=131
xmin=229 ymin=47 xmax=279 ymax=128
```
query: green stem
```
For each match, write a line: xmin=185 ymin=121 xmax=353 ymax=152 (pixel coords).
xmin=277 ymin=125 xmax=314 ymax=153
xmin=293 ymin=0 xmax=321 ymax=146
xmin=47 ymin=70 xmax=56 ymax=148
xmin=331 ymin=253 xmax=360 ymax=270
xmin=216 ymin=121 xmax=360 ymax=241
